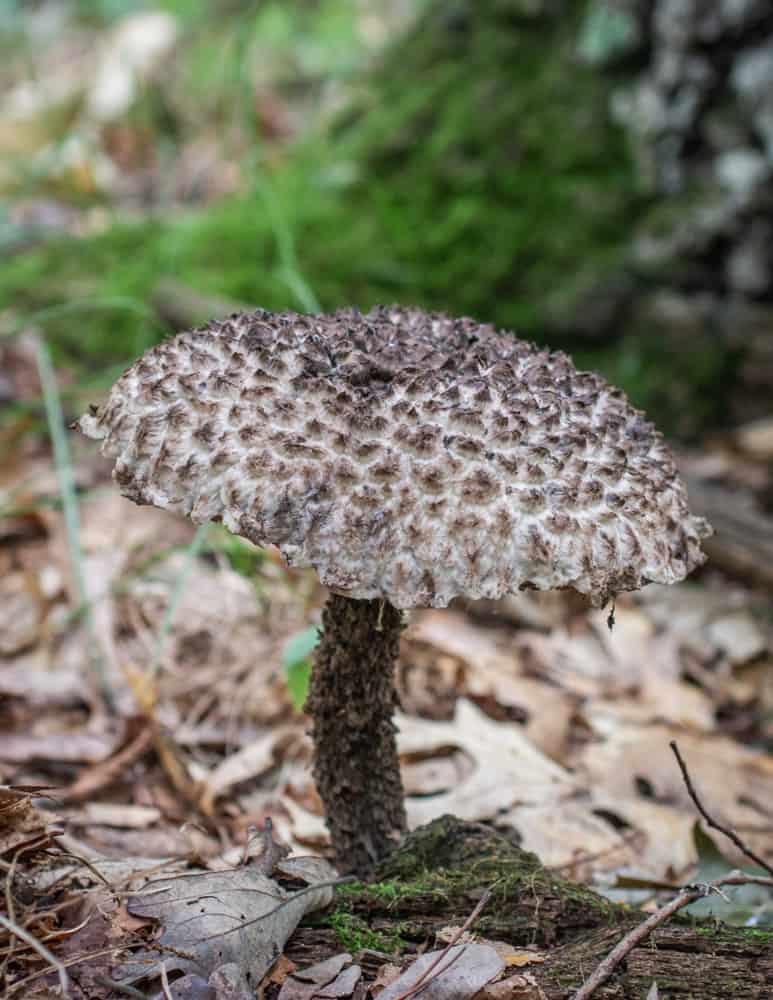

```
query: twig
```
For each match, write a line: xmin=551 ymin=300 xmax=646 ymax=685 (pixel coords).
xmin=570 ymin=869 xmax=773 ymax=1000
xmin=46 ymin=850 xmax=116 ymax=893
xmin=670 ymin=740 xmax=773 ymax=878
xmin=92 ymin=976 xmax=147 ymax=999
xmin=0 ymin=846 xmax=22 ymax=985
xmin=391 ymin=888 xmax=492 ymax=1000
xmin=60 ymin=725 xmax=153 ymax=803
xmin=159 ymin=960 xmax=174 ymax=1000
xmin=4 ymin=944 xmax=124 ymax=994
xmin=0 ymin=914 xmax=71 ymax=999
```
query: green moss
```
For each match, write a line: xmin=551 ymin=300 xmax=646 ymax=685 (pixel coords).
xmin=329 ymin=816 xmax=619 ymax=947
xmin=326 ymin=909 xmax=405 ymax=954
xmin=691 ymin=922 xmax=773 ymax=941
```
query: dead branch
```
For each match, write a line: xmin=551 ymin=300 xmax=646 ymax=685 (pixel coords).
xmin=392 ymin=889 xmax=492 ymax=1000
xmin=670 ymin=740 xmax=773 ymax=877
xmin=570 ymin=869 xmax=773 ymax=1000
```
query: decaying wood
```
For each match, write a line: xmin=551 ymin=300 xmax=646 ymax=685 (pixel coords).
xmin=287 ymin=816 xmax=773 ymax=1000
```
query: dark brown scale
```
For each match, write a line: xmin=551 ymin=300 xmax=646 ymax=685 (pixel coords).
xmin=333 ymin=459 xmax=360 ymax=484
xmin=461 ymin=468 xmax=500 ymax=505
xmin=370 ymin=453 xmax=402 ymax=481
xmin=414 ymin=463 xmax=445 ymax=492
xmin=354 ymin=440 xmax=380 ymax=460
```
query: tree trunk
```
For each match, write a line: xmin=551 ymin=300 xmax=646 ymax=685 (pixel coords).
xmin=288 ymin=816 xmax=773 ymax=999
xmin=305 ymin=594 xmax=407 ymax=874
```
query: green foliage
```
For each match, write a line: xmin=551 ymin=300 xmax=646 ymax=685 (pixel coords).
xmin=326 ymin=910 xmax=404 ymax=953
xmin=282 ymin=625 xmax=319 ymax=711
xmin=0 ymin=1 xmax=639 ymax=339
xmin=577 ymin=1 xmax=639 ymax=65
xmin=0 ymin=0 xmax=736 ymax=436
xmin=326 ymin=0 xmax=644 ymax=336
xmin=206 ymin=527 xmax=265 ymax=578
xmin=686 ymin=826 xmax=773 ymax=928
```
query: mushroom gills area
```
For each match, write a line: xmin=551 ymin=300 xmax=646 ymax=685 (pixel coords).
xmin=306 ymin=593 xmax=407 ymax=872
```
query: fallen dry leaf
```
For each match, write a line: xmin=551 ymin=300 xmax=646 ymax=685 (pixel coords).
xmin=315 ymin=964 xmax=362 ymax=999
xmin=378 ymin=944 xmax=504 ymax=1000
xmin=435 ymin=931 xmax=545 ymax=970
xmin=735 ymin=415 xmax=773 ymax=460
xmin=264 ymin=954 xmax=298 ymax=989
xmin=580 ymin=723 xmax=773 ymax=872
xmin=149 ymin=972 xmax=216 ymax=998
xmin=502 ymin=801 xmax=635 ymax=877
xmin=476 ymin=971 xmax=545 ymax=1000
xmin=371 ymin=963 xmax=404 ymax=996
xmin=0 ymin=657 xmax=86 ymax=706
xmin=403 ymin=612 xmax=574 ymax=759
xmin=0 ymin=785 xmax=36 ymax=828
xmin=278 ymin=953 xmax=354 ymax=1000
xmin=0 ymin=570 xmax=44 ymax=655
xmin=0 ymin=728 xmax=122 ymax=765
xmin=398 ymin=699 xmax=576 ymax=828
xmin=60 ymin=723 xmax=152 ymax=802
xmin=200 ymin=726 xmax=296 ymax=814
xmin=705 ymin=612 xmax=767 ymax=665
xmin=71 ymin=802 xmax=162 ymax=829
xmin=121 ymin=855 xmax=338 ymax=987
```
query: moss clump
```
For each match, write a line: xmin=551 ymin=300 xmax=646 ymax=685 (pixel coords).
xmin=326 ymin=816 xmax=619 ymax=948
xmin=326 ymin=910 xmax=406 ymax=954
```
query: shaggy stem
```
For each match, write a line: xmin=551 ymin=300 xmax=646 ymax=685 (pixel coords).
xmin=306 ymin=593 xmax=407 ymax=873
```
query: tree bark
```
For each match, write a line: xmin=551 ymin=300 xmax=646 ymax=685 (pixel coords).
xmin=306 ymin=594 xmax=407 ymax=873
xmin=288 ymin=816 xmax=773 ymax=999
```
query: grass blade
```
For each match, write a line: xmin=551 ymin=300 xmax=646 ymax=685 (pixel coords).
xmin=34 ymin=335 xmax=112 ymax=708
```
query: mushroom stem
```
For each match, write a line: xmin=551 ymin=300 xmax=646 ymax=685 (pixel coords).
xmin=306 ymin=593 xmax=407 ymax=873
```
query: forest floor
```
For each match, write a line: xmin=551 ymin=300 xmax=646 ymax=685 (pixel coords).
xmin=2 ymin=373 xmax=773 ymax=997
xmin=2 ymin=4 xmax=773 ymax=998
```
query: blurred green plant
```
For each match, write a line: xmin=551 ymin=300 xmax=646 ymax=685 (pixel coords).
xmin=149 ymin=523 xmax=210 ymax=680
xmin=206 ymin=527 xmax=265 ymax=579
xmin=35 ymin=334 xmax=111 ymax=704
xmin=282 ymin=625 xmax=319 ymax=712
xmin=687 ymin=826 xmax=773 ymax=928
xmin=0 ymin=0 xmax=740 ymax=437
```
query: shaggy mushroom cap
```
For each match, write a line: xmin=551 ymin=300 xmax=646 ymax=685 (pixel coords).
xmin=78 ymin=305 xmax=711 ymax=609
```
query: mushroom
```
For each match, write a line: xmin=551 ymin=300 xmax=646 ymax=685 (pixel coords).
xmin=77 ymin=305 xmax=711 ymax=872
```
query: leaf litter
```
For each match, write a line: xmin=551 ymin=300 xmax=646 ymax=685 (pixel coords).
xmin=2 ymin=424 xmax=773 ymax=994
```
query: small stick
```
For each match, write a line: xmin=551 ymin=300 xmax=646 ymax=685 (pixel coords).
xmin=391 ymin=888 xmax=492 ymax=1000
xmin=61 ymin=726 xmax=153 ymax=803
xmin=571 ymin=870 xmax=773 ymax=1000
xmin=670 ymin=740 xmax=773 ymax=878
xmin=0 ymin=914 xmax=71 ymax=999
xmin=1 ymin=848 xmax=21 ymax=980
xmin=4 ymin=944 xmax=123 ymax=995
xmin=159 ymin=960 xmax=174 ymax=1000
xmin=92 ymin=976 xmax=147 ymax=999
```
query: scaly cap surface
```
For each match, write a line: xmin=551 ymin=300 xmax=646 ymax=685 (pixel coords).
xmin=78 ymin=306 xmax=711 ymax=608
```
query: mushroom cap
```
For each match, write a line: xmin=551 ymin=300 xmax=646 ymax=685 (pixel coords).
xmin=78 ymin=305 xmax=711 ymax=609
